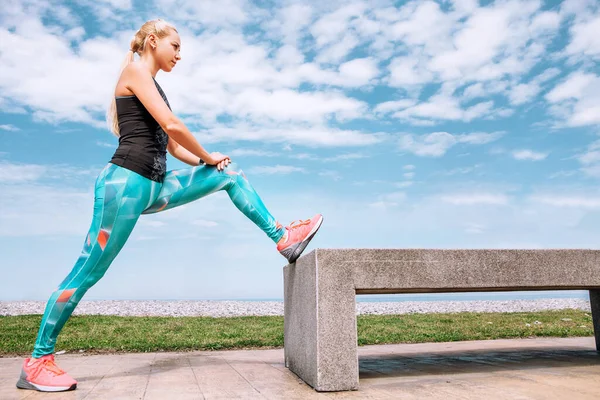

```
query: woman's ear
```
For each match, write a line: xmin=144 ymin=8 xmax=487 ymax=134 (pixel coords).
xmin=147 ymin=33 xmax=157 ymax=50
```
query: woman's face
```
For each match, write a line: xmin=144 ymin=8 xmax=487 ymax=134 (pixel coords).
xmin=151 ymin=30 xmax=181 ymax=72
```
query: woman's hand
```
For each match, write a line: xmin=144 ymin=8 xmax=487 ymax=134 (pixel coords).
xmin=207 ymin=152 xmax=231 ymax=171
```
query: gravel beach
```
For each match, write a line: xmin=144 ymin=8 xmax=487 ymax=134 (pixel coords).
xmin=0 ymin=299 xmax=591 ymax=318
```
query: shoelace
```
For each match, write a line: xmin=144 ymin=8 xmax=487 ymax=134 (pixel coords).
xmin=288 ymin=219 xmax=311 ymax=230
xmin=29 ymin=357 xmax=65 ymax=379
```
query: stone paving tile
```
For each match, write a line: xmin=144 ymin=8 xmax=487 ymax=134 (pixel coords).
xmin=81 ymin=353 xmax=155 ymax=400
xmin=188 ymin=354 xmax=264 ymax=399
xmin=143 ymin=354 xmax=203 ymax=400
xmin=223 ymin=357 xmax=324 ymax=399
xmin=0 ymin=337 xmax=598 ymax=399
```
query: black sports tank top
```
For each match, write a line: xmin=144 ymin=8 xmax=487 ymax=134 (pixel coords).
xmin=110 ymin=77 xmax=170 ymax=183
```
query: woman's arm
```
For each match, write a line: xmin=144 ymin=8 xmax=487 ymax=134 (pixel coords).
xmin=121 ymin=63 xmax=223 ymax=165
xmin=167 ymin=138 xmax=203 ymax=166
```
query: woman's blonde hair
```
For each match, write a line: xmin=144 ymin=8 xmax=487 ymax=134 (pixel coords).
xmin=107 ymin=19 xmax=177 ymax=137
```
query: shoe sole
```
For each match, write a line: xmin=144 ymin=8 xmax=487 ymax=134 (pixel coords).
xmin=16 ymin=369 xmax=76 ymax=392
xmin=281 ymin=215 xmax=323 ymax=264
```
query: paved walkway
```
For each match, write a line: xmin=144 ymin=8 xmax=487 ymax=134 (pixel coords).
xmin=1 ymin=337 xmax=598 ymax=399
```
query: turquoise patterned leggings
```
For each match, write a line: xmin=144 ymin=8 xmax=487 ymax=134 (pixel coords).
xmin=32 ymin=162 xmax=285 ymax=358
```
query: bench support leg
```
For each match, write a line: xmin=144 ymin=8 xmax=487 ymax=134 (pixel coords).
xmin=284 ymin=251 xmax=358 ymax=391
xmin=590 ymin=289 xmax=600 ymax=352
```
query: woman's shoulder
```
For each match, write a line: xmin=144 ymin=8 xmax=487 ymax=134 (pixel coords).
xmin=122 ymin=62 xmax=150 ymax=80
xmin=116 ymin=63 xmax=156 ymax=97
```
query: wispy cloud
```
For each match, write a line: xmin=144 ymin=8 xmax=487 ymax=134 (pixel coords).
xmin=247 ymin=165 xmax=306 ymax=175
xmin=0 ymin=162 xmax=46 ymax=183
xmin=0 ymin=124 xmax=20 ymax=132
xmin=440 ymin=193 xmax=510 ymax=206
xmin=512 ymin=150 xmax=549 ymax=161
xmin=399 ymin=131 xmax=504 ymax=157
xmin=369 ymin=191 xmax=406 ymax=209
xmin=530 ymin=195 xmax=600 ymax=209
xmin=191 ymin=219 xmax=219 ymax=227
xmin=96 ymin=140 xmax=116 ymax=148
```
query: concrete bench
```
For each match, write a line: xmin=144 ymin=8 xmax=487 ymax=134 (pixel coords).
xmin=283 ymin=249 xmax=600 ymax=392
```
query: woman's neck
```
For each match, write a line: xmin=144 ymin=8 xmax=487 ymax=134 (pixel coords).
xmin=137 ymin=57 xmax=160 ymax=78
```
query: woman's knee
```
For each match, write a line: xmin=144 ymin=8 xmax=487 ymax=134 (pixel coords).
xmin=226 ymin=161 xmax=241 ymax=172
xmin=224 ymin=162 xmax=245 ymax=176
xmin=222 ymin=162 xmax=249 ymax=185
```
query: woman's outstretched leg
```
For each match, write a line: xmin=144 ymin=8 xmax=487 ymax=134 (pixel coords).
xmin=142 ymin=162 xmax=323 ymax=263
xmin=18 ymin=164 xmax=156 ymax=392
xmin=142 ymin=162 xmax=285 ymax=242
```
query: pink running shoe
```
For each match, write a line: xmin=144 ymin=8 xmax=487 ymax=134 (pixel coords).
xmin=16 ymin=354 xmax=77 ymax=392
xmin=277 ymin=213 xmax=323 ymax=264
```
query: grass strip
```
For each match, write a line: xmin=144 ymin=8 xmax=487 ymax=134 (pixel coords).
xmin=0 ymin=309 xmax=593 ymax=357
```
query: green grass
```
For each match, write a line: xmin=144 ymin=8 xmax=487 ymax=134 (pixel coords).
xmin=0 ymin=309 xmax=593 ymax=357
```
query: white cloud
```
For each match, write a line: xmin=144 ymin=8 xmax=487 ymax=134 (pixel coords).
xmin=369 ymin=191 xmax=406 ymax=209
xmin=530 ymin=195 xmax=600 ymax=209
xmin=318 ymin=171 xmax=341 ymax=181
xmin=546 ymin=72 xmax=600 ymax=127
xmin=191 ymin=219 xmax=219 ymax=227
xmin=428 ymin=2 xmax=539 ymax=80
xmin=399 ymin=131 xmax=503 ymax=157
xmin=155 ymin=0 xmax=249 ymax=29
xmin=338 ymin=57 xmax=379 ymax=87
xmin=546 ymin=72 xmax=595 ymax=102
xmin=65 ymin=26 xmax=86 ymax=42
xmin=457 ymin=131 xmax=505 ymax=145
xmin=310 ymin=3 xmax=366 ymax=49
xmin=565 ymin=15 xmax=600 ymax=61
xmin=266 ymin=4 xmax=313 ymax=45
xmin=399 ymin=132 xmax=456 ymax=157
xmin=394 ymin=181 xmax=413 ymax=188
xmin=578 ymin=151 xmax=600 ymax=165
xmin=440 ymin=193 xmax=509 ymax=206
xmin=385 ymin=93 xmax=495 ymax=124
xmin=439 ymin=165 xmax=482 ymax=176
xmin=373 ymin=99 xmax=417 ymax=114
xmin=581 ymin=165 xmax=600 ymax=178
xmin=96 ymin=140 xmax=116 ymax=148
xmin=509 ymin=83 xmax=542 ymax=106
xmin=389 ymin=1 xmax=454 ymax=56
xmin=0 ymin=124 xmax=20 ymax=131
xmin=0 ymin=161 xmax=46 ymax=183
xmin=388 ymin=56 xmax=433 ymax=86
xmin=230 ymin=149 xmax=278 ymax=157
xmin=247 ymin=165 xmax=306 ymax=175
xmin=462 ymin=83 xmax=486 ymax=99
xmin=576 ymin=139 xmax=600 ymax=177
xmin=0 ymin=161 xmax=99 ymax=185
xmin=323 ymin=153 xmax=367 ymax=162
xmin=226 ymin=89 xmax=367 ymax=123
xmin=512 ymin=150 xmax=548 ymax=161
xmin=529 ymin=11 xmax=561 ymax=36
xmin=315 ymin=34 xmax=359 ymax=64
xmin=196 ymin=124 xmax=385 ymax=147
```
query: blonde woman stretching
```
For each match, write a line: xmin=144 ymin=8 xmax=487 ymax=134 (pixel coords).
xmin=17 ymin=19 xmax=323 ymax=392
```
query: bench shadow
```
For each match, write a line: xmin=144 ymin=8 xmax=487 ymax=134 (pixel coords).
xmin=358 ymin=348 xmax=600 ymax=379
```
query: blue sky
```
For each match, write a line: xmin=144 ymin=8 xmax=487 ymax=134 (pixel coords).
xmin=1 ymin=0 xmax=599 ymax=301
